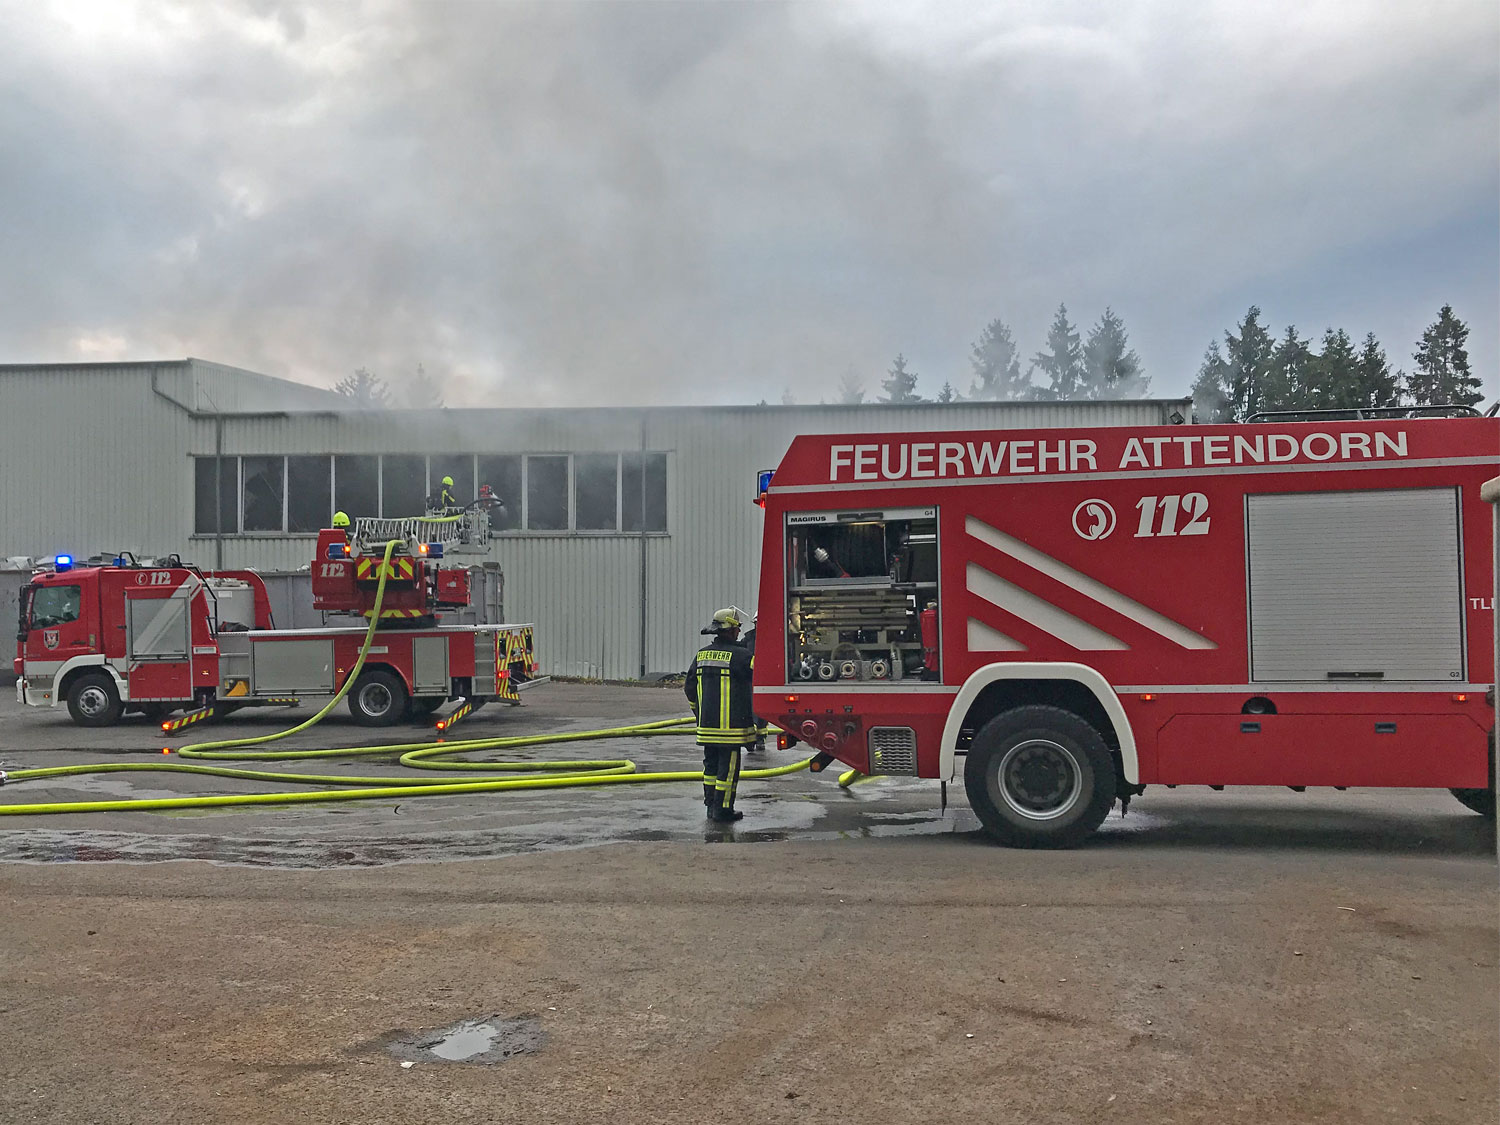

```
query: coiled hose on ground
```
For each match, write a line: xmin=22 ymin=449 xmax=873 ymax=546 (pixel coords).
xmin=0 ymin=540 xmax=812 ymax=816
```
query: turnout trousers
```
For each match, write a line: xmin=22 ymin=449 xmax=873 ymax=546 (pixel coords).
xmin=701 ymin=745 xmax=743 ymax=817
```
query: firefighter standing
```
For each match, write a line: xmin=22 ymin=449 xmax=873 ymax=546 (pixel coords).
xmin=685 ymin=608 xmax=756 ymax=822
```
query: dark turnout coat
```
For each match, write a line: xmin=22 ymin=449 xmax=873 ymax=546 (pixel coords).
xmin=684 ymin=637 xmax=756 ymax=746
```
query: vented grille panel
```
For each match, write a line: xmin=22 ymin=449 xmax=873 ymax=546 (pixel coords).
xmin=1246 ymin=488 xmax=1463 ymax=682
xmin=869 ymin=726 xmax=918 ymax=775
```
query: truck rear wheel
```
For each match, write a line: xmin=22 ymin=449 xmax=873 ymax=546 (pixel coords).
xmin=1451 ymin=788 xmax=1496 ymax=818
xmin=67 ymin=672 xmax=123 ymax=728
xmin=1450 ymin=731 xmax=1496 ymax=818
xmin=963 ymin=704 xmax=1116 ymax=849
xmin=348 ymin=669 xmax=408 ymax=727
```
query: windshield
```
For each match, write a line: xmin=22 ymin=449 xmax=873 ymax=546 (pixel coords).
xmin=30 ymin=585 xmax=81 ymax=628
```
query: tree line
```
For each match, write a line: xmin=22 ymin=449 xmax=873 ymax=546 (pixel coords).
xmin=828 ymin=303 xmax=1148 ymax=406
xmin=830 ymin=302 xmax=1483 ymax=416
xmin=1190 ymin=304 xmax=1480 ymax=421
xmin=333 ymin=305 xmax=1484 ymax=417
xmin=331 ymin=364 xmax=445 ymax=409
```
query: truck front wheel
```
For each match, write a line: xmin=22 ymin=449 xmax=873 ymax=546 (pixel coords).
xmin=348 ymin=669 xmax=409 ymax=727
xmin=67 ymin=672 xmax=123 ymax=728
xmin=963 ymin=704 xmax=1116 ymax=849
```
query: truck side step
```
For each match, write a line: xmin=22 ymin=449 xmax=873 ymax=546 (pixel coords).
xmin=436 ymin=698 xmax=486 ymax=733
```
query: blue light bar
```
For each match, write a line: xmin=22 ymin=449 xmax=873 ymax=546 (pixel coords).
xmin=55 ymin=554 xmax=73 ymax=571
xmin=757 ymin=468 xmax=774 ymax=494
xmin=425 ymin=542 xmax=444 ymax=559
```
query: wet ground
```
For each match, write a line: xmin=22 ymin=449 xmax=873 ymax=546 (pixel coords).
xmin=1 ymin=683 xmax=1495 ymax=1123
xmin=1 ymin=682 xmax=1495 ymax=868
xmin=0 ymin=682 xmax=975 ymax=865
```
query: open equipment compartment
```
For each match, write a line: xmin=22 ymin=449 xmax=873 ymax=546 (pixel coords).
xmin=785 ymin=506 xmax=940 ymax=683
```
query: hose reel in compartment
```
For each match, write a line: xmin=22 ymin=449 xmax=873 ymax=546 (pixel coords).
xmin=785 ymin=507 xmax=939 ymax=683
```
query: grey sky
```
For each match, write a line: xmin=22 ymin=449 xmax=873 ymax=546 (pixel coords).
xmin=2 ymin=1 xmax=1495 ymax=406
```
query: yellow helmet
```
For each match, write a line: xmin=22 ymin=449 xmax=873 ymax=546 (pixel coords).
xmin=700 ymin=607 xmax=742 ymax=635
xmin=441 ymin=476 xmax=454 ymax=487
xmin=331 ymin=511 xmax=350 ymax=528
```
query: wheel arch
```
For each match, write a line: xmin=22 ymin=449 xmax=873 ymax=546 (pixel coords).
xmin=940 ymin=662 xmax=1137 ymax=784
xmin=55 ymin=656 xmax=123 ymax=707
xmin=351 ymin=661 xmax=410 ymax=692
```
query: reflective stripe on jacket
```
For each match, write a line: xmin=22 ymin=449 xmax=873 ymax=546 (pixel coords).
xmin=684 ymin=638 xmax=755 ymax=745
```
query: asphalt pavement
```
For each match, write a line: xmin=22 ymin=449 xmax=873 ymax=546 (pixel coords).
xmin=0 ymin=681 xmax=1494 ymax=1123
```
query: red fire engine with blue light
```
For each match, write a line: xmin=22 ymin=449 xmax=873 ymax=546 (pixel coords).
xmin=14 ymin=503 xmax=538 ymax=731
xmin=753 ymin=412 xmax=1497 ymax=847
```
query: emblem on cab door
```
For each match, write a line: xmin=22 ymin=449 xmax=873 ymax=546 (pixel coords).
xmin=43 ymin=629 xmax=59 ymax=650
xmin=1071 ymin=499 xmax=1116 ymax=541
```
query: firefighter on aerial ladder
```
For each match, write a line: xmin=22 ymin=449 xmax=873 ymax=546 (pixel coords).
xmin=685 ymin=608 xmax=756 ymax=822
xmin=428 ymin=476 xmax=461 ymax=511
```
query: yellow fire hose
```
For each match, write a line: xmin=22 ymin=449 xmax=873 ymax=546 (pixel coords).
xmin=0 ymin=540 xmax=811 ymax=816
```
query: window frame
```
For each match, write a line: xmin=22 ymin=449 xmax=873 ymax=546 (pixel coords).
xmin=286 ymin=455 xmax=334 ymax=534
xmin=192 ymin=451 xmax=669 ymax=538
xmin=239 ymin=454 xmax=287 ymax=534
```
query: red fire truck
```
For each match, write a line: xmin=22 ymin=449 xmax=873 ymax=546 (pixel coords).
xmin=753 ymin=413 xmax=1498 ymax=847
xmin=14 ymin=513 xmax=538 ymax=729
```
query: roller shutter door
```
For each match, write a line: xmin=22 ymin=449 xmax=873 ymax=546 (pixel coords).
xmin=1246 ymin=488 xmax=1464 ymax=682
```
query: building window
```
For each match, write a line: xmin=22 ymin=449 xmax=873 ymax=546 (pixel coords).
xmin=429 ymin=454 xmax=475 ymax=506
xmin=241 ymin=455 xmax=285 ymax=532
xmin=622 ymin=452 xmax=668 ymax=533
xmin=526 ymin=455 xmax=569 ymax=531
xmin=477 ymin=455 xmax=522 ymax=531
xmin=382 ymin=454 xmax=426 ymax=517
xmin=334 ymin=455 xmax=379 ymax=523
xmin=287 ymin=456 xmax=332 ymax=533
xmin=194 ymin=457 xmax=239 ymax=535
xmin=574 ymin=453 xmax=619 ymax=531
xmin=195 ymin=450 xmax=669 ymax=536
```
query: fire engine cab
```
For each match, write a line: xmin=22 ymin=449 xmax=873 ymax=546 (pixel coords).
xmin=754 ymin=414 xmax=1498 ymax=847
xmin=14 ymin=509 xmax=539 ymax=729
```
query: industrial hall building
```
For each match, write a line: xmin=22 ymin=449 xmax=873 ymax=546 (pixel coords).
xmin=0 ymin=359 xmax=1188 ymax=680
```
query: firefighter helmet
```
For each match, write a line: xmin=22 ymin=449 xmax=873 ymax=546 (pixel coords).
xmin=332 ymin=511 xmax=350 ymax=528
xmin=442 ymin=475 xmax=454 ymax=487
xmin=700 ymin=607 xmax=742 ymax=635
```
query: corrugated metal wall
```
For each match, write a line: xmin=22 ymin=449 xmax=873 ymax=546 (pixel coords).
xmin=0 ymin=362 xmax=198 ymax=559
xmin=0 ymin=360 xmax=1185 ymax=679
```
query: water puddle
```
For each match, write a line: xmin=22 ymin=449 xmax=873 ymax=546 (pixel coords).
xmin=384 ymin=1015 xmax=545 ymax=1065
xmin=430 ymin=1021 xmax=500 ymax=1060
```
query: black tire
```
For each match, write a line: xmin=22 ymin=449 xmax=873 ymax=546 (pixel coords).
xmin=963 ymin=704 xmax=1116 ymax=849
xmin=66 ymin=672 xmax=124 ymax=728
xmin=1451 ymin=788 xmax=1496 ymax=818
xmin=1451 ymin=731 xmax=1496 ymax=818
xmin=347 ymin=669 xmax=409 ymax=727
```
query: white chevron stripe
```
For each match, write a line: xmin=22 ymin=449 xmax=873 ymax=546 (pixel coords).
xmin=966 ymin=564 xmax=1127 ymax=650
xmin=966 ymin=516 xmax=1217 ymax=650
xmin=967 ymin=617 xmax=1027 ymax=652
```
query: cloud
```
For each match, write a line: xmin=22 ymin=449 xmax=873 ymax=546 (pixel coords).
xmin=0 ymin=0 xmax=1494 ymax=405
